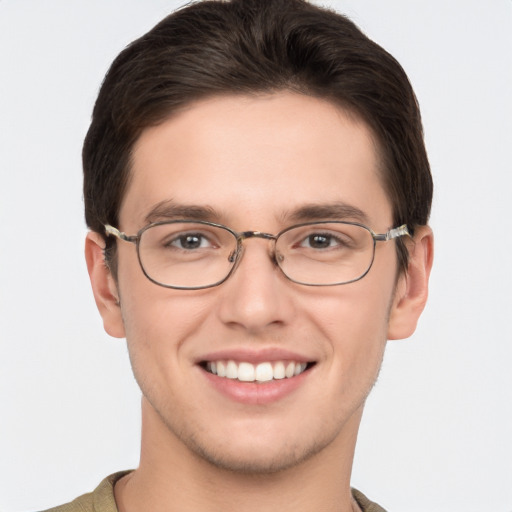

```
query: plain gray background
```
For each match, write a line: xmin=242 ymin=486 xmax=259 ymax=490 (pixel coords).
xmin=1 ymin=1 xmax=511 ymax=511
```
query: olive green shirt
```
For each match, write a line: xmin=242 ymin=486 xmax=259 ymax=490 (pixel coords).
xmin=42 ymin=471 xmax=387 ymax=512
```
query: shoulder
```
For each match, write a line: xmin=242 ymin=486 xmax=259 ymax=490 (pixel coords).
xmin=40 ymin=471 xmax=132 ymax=512
xmin=352 ymin=488 xmax=388 ymax=512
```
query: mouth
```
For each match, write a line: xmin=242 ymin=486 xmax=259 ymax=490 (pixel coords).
xmin=200 ymin=360 xmax=315 ymax=383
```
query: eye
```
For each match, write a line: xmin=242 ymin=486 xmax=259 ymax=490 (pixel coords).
xmin=299 ymin=232 xmax=349 ymax=249
xmin=302 ymin=234 xmax=335 ymax=249
xmin=169 ymin=232 xmax=213 ymax=250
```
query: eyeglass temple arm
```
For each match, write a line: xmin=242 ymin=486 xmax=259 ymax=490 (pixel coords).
xmin=104 ymin=224 xmax=137 ymax=243
xmin=373 ymin=224 xmax=410 ymax=242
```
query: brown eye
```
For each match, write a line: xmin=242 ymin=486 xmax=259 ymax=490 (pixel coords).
xmin=175 ymin=234 xmax=204 ymax=249
xmin=307 ymin=234 xmax=332 ymax=249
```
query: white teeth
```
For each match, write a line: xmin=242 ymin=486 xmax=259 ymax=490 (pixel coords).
xmin=217 ymin=361 xmax=226 ymax=377
xmin=273 ymin=361 xmax=285 ymax=380
xmin=238 ymin=362 xmax=255 ymax=382
xmin=255 ymin=362 xmax=273 ymax=382
xmin=294 ymin=362 xmax=307 ymax=376
xmin=226 ymin=360 xmax=238 ymax=379
xmin=206 ymin=359 xmax=309 ymax=382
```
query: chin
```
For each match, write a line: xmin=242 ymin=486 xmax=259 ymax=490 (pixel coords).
xmin=186 ymin=435 xmax=329 ymax=475
xmin=176 ymin=418 xmax=345 ymax=476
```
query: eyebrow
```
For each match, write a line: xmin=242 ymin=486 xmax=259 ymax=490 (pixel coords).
xmin=144 ymin=200 xmax=220 ymax=224
xmin=143 ymin=199 xmax=370 ymax=227
xmin=285 ymin=202 xmax=370 ymax=225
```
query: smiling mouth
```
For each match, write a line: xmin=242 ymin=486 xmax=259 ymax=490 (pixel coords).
xmin=201 ymin=360 xmax=314 ymax=383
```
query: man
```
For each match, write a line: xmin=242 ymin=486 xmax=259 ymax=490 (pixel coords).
xmin=46 ymin=0 xmax=433 ymax=510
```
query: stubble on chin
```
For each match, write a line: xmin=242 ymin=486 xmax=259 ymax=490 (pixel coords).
xmin=148 ymin=396 xmax=367 ymax=478
xmin=179 ymin=429 xmax=336 ymax=475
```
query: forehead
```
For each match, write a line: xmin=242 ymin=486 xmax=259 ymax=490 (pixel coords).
xmin=121 ymin=92 xmax=392 ymax=230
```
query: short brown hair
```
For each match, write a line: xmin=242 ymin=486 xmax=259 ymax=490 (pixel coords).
xmin=83 ymin=0 xmax=432 ymax=272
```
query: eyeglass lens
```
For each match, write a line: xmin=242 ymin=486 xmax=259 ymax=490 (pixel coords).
xmin=136 ymin=221 xmax=376 ymax=289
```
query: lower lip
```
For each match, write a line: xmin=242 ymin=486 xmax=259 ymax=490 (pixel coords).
xmin=200 ymin=366 xmax=312 ymax=405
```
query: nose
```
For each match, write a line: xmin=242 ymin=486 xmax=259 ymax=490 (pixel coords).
xmin=216 ymin=237 xmax=295 ymax=334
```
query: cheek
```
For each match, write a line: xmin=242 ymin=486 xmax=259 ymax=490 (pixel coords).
xmin=119 ymin=290 xmax=214 ymax=412
xmin=115 ymin=259 xmax=212 ymax=385
xmin=121 ymin=291 xmax=211 ymax=354
xmin=310 ymin=277 xmax=392 ymax=335
xmin=304 ymin=273 xmax=395 ymax=373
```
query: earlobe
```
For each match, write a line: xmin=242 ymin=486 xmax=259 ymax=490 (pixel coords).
xmin=85 ymin=232 xmax=126 ymax=338
xmin=387 ymin=225 xmax=434 ymax=340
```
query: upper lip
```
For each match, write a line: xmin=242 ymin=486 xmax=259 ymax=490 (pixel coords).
xmin=196 ymin=347 xmax=314 ymax=365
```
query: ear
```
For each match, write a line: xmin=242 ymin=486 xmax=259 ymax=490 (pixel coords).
xmin=85 ymin=231 xmax=126 ymax=338
xmin=387 ymin=225 xmax=434 ymax=340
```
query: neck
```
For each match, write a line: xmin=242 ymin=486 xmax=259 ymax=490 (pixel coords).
xmin=115 ymin=398 xmax=363 ymax=512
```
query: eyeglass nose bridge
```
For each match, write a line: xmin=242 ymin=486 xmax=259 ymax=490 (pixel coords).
xmin=228 ymin=230 xmax=279 ymax=266
xmin=239 ymin=230 xmax=276 ymax=241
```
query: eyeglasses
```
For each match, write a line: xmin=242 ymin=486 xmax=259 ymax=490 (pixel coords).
xmin=104 ymin=220 xmax=410 ymax=290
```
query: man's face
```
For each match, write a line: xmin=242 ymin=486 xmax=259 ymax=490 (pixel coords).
xmin=111 ymin=92 xmax=403 ymax=472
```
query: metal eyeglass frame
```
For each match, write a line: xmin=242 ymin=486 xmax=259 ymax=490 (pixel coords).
xmin=104 ymin=220 xmax=410 ymax=290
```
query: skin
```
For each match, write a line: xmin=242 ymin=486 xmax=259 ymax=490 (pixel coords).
xmin=86 ymin=92 xmax=433 ymax=512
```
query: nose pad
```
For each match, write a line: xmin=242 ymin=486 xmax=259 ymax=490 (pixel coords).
xmin=227 ymin=239 xmax=281 ymax=279
xmin=226 ymin=236 xmax=282 ymax=282
xmin=274 ymin=250 xmax=285 ymax=264
xmin=267 ymin=248 xmax=283 ymax=271
xmin=227 ymin=244 xmax=245 ymax=274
